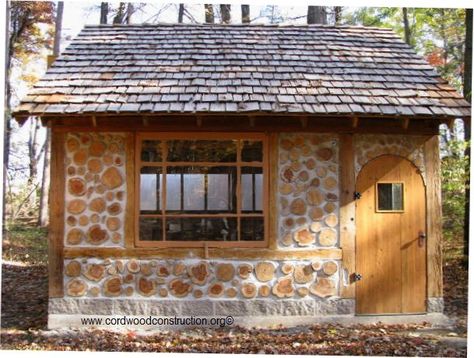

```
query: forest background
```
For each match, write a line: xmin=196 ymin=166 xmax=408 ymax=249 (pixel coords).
xmin=3 ymin=0 xmax=471 ymax=264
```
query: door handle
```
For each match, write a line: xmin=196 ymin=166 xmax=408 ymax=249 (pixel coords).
xmin=418 ymin=231 xmax=426 ymax=247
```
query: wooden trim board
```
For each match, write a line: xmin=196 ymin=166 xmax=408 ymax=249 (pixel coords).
xmin=424 ymin=135 xmax=443 ymax=297
xmin=339 ymin=134 xmax=356 ymax=298
xmin=49 ymin=131 xmax=65 ymax=297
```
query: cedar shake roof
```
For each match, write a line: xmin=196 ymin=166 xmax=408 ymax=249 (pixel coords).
xmin=13 ymin=24 xmax=471 ymax=119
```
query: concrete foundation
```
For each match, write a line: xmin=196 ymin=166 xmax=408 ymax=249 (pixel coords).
xmin=48 ymin=297 xmax=450 ymax=330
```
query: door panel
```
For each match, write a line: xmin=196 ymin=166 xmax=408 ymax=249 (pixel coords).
xmin=355 ymin=155 xmax=426 ymax=314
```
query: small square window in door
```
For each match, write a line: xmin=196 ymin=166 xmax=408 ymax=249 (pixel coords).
xmin=376 ymin=183 xmax=404 ymax=212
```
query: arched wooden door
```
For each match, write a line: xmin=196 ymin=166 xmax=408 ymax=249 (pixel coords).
xmin=355 ymin=155 xmax=426 ymax=314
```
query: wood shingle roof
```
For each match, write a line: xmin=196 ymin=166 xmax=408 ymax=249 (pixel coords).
xmin=13 ymin=24 xmax=471 ymax=119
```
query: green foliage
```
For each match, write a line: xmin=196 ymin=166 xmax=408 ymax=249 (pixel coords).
xmin=441 ymin=139 xmax=468 ymax=250
xmin=3 ymin=224 xmax=48 ymax=265
xmin=343 ymin=7 xmax=466 ymax=91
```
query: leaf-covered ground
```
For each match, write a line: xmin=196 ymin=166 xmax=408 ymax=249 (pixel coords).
xmin=0 ymin=225 xmax=468 ymax=355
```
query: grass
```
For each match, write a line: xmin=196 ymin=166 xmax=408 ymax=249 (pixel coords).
xmin=2 ymin=224 xmax=48 ymax=265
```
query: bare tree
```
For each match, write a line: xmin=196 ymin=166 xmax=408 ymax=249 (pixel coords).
xmin=178 ymin=4 xmax=184 ymax=23
xmin=205 ymin=4 xmax=214 ymax=23
xmin=100 ymin=2 xmax=108 ymax=24
xmin=463 ymin=8 xmax=472 ymax=266
xmin=113 ymin=2 xmax=126 ymax=24
xmin=39 ymin=1 xmax=63 ymax=226
xmin=334 ymin=6 xmax=342 ymax=25
xmin=241 ymin=5 xmax=250 ymax=23
xmin=125 ymin=2 xmax=133 ymax=24
xmin=307 ymin=6 xmax=327 ymax=24
xmin=220 ymin=4 xmax=231 ymax=24
xmin=402 ymin=8 xmax=412 ymax=46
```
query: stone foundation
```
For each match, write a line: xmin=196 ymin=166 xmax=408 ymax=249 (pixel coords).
xmin=50 ymin=298 xmax=355 ymax=316
xmin=427 ymin=297 xmax=444 ymax=313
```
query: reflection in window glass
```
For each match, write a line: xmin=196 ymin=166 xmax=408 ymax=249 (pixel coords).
xmin=241 ymin=217 xmax=264 ymax=241
xmin=166 ymin=218 xmax=237 ymax=241
xmin=166 ymin=174 xmax=181 ymax=211
xmin=208 ymin=174 xmax=231 ymax=211
xmin=138 ymin=137 xmax=265 ymax=244
xmin=139 ymin=218 xmax=163 ymax=241
xmin=183 ymin=174 xmax=205 ymax=211
xmin=241 ymin=167 xmax=263 ymax=212
xmin=167 ymin=140 xmax=237 ymax=162
xmin=141 ymin=140 xmax=162 ymax=162
xmin=377 ymin=183 xmax=404 ymax=211
xmin=140 ymin=167 xmax=162 ymax=214
xmin=241 ymin=140 xmax=263 ymax=162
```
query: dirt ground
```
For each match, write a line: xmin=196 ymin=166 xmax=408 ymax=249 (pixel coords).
xmin=0 ymin=257 xmax=467 ymax=356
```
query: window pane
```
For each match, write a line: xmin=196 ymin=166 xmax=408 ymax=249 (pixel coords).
xmin=166 ymin=174 xmax=181 ymax=211
xmin=139 ymin=218 xmax=163 ymax=241
xmin=377 ymin=183 xmax=404 ymax=211
xmin=241 ymin=140 xmax=263 ymax=162
xmin=166 ymin=217 xmax=237 ymax=241
xmin=140 ymin=167 xmax=162 ymax=214
xmin=241 ymin=167 xmax=263 ymax=213
xmin=208 ymin=174 xmax=230 ymax=211
xmin=141 ymin=140 xmax=162 ymax=162
xmin=166 ymin=166 xmax=236 ymax=214
xmin=167 ymin=140 xmax=237 ymax=162
xmin=184 ymin=174 xmax=205 ymax=210
xmin=241 ymin=217 xmax=264 ymax=241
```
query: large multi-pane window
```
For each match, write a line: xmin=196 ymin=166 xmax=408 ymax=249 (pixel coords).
xmin=136 ymin=133 xmax=267 ymax=247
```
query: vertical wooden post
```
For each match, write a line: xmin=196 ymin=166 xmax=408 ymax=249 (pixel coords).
xmin=424 ymin=135 xmax=443 ymax=297
xmin=339 ymin=134 xmax=356 ymax=298
xmin=125 ymin=133 xmax=135 ymax=248
xmin=49 ymin=130 xmax=65 ymax=297
xmin=268 ymin=133 xmax=279 ymax=250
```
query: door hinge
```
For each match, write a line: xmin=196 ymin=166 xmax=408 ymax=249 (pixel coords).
xmin=353 ymin=192 xmax=362 ymax=200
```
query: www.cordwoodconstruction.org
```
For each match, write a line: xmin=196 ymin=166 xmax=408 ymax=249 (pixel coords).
xmin=81 ymin=315 xmax=235 ymax=328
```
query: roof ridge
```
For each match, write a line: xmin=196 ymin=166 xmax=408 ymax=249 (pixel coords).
xmin=82 ymin=23 xmax=395 ymax=32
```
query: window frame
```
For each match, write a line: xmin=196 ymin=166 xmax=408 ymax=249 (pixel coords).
xmin=134 ymin=132 xmax=269 ymax=248
xmin=375 ymin=181 xmax=405 ymax=213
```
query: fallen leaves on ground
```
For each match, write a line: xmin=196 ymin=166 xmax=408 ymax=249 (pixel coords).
xmin=0 ymin=323 xmax=466 ymax=356
xmin=443 ymin=257 xmax=468 ymax=335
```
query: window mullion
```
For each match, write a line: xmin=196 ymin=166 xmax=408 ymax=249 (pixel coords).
xmin=236 ymin=140 xmax=242 ymax=241
xmin=162 ymin=141 xmax=168 ymax=242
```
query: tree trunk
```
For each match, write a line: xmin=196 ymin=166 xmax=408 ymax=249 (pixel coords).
xmin=463 ymin=8 xmax=472 ymax=267
xmin=125 ymin=3 xmax=133 ymax=24
xmin=53 ymin=1 xmax=63 ymax=56
xmin=178 ymin=4 xmax=184 ymax=23
xmin=3 ymin=0 xmax=12 ymax=225
xmin=204 ymin=4 xmax=214 ymax=23
xmin=220 ymin=4 xmax=231 ymax=24
xmin=39 ymin=1 xmax=63 ymax=227
xmin=402 ymin=8 xmax=411 ymax=46
xmin=100 ymin=2 xmax=108 ymax=24
xmin=334 ymin=6 xmax=342 ymax=25
xmin=113 ymin=2 xmax=125 ymax=24
xmin=307 ymin=6 xmax=327 ymax=25
xmin=241 ymin=5 xmax=250 ymax=23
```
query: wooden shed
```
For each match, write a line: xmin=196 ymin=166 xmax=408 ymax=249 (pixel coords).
xmin=13 ymin=24 xmax=471 ymax=328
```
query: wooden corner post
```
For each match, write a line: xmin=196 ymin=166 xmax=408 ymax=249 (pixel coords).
xmin=424 ymin=135 xmax=443 ymax=298
xmin=268 ymin=133 xmax=279 ymax=250
xmin=49 ymin=131 xmax=65 ymax=297
xmin=339 ymin=134 xmax=356 ymax=298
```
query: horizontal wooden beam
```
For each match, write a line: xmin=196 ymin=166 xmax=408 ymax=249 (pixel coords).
xmin=49 ymin=115 xmax=440 ymax=135
xmin=402 ymin=118 xmax=410 ymax=130
xmin=64 ymin=247 xmax=342 ymax=260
